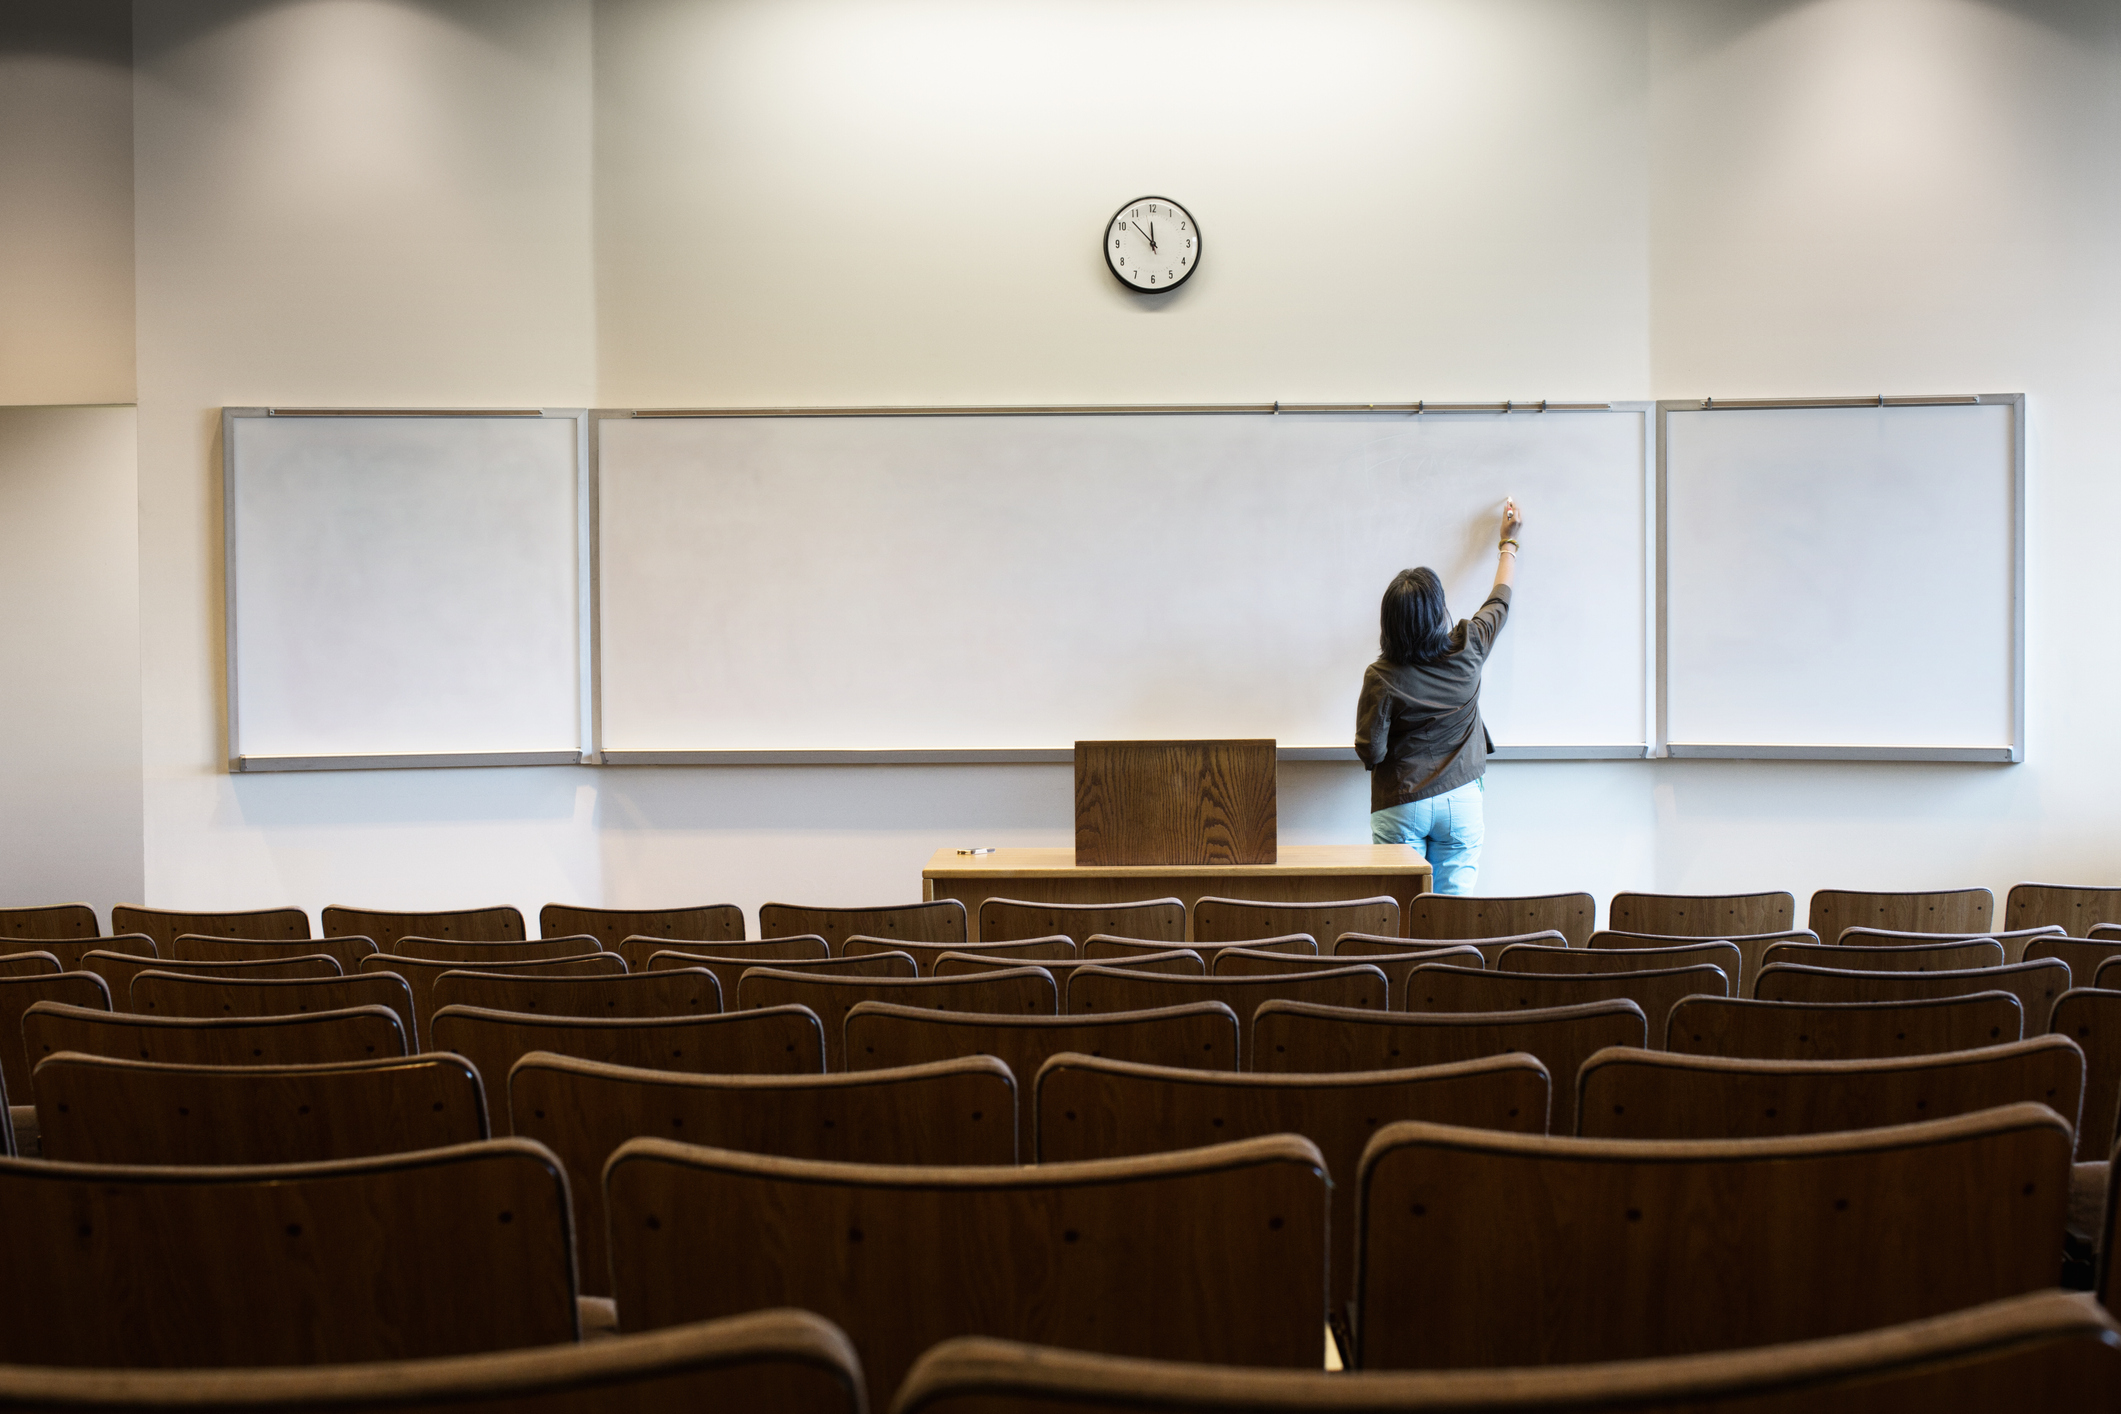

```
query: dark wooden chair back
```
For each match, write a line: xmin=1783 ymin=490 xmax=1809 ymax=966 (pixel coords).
xmin=1499 ymin=940 xmax=1744 ymax=983
xmin=1835 ymin=923 xmax=2064 ymax=961
xmin=0 ymin=905 xmax=99 ymax=939
xmin=433 ymin=967 xmax=720 ymax=1020
xmin=2048 ymin=987 xmax=2121 ymax=1161
xmin=1351 ymin=928 xmax=1561 ymax=970
xmin=361 ymin=951 xmax=620 ymax=1047
xmin=130 ymin=969 xmax=417 ymax=1044
xmin=1405 ymin=962 xmax=1729 ymax=1051
xmin=0 ymin=951 xmax=59 ymax=978
xmin=322 ymin=905 xmax=526 ymax=950
xmin=86 ymin=951 xmax=340 ymax=1008
xmin=1068 ymin=965 xmax=1389 ymax=1068
xmin=1322 ymin=940 xmax=1487 ymax=1008
xmin=2023 ymin=936 xmax=2121 ymax=988
xmin=1807 ymin=887 xmax=1993 ymax=940
xmin=392 ymin=934 xmax=604 ymax=964
xmin=2006 ymin=882 xmax=2121 ymax=937
xmin=622 ymin=933 xmax=827 ymax=973
xmin=757 ymin=900 xmax=968 ymax=952
xmin=647 ymin=951 xmax=913 ymax=1003
xmin=737 ymin=967 xmax=1057 ymax=1069
xmin=933 ymin=950 xmax=1202 ymax=983
xmin=0 ymin=972 xmax=111 ymax=1098
xmin=2 ymin=934 xmax=153 ymax=973
xmin=1765 ymin=938 xmax=2004 ymax=973
xmin=1606 ymin=890 xmax=1795 ymax=938
xmin=845 ymin=934 xmax=1074 ymax=975
xmin=1086 ymin=933 xmax=1318 ymax=966
xmin=1590 ymin=928 xmax=1818 ymax=994
xmin=539 ymin=903 xmax=744 ymax=950
xmin=1404 ymin=893 xmax=1596 ymax=948
xmin=176 ymin=932 xmax=377 ymax=971
xmin=24 ymin=1000 xmax=407 ymax=1071
xmin=978 ymin=897 xmax=1184 ymax=945
xmin=1216 ymin=946 xmax=1480 ymax=991
xmin=1754 ymin=959 xmax=2070 ymax=1029
xmin=113 ymin=906 xmax=309 ymax=950
xmin=430 ymin=1004 xmax=825 ymax=1101
xmin=1191 ymin=897 xmax=1400 ymax=947
xmin=1666 ymin=993 xmax=2024 ymax=1060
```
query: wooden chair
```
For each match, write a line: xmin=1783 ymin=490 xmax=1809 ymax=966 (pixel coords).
xmin=978 ymin=897 xmax=1183 ymax=945
xmin=361 ymin=951 xmax=620 ymax=1047
xmin=606 ymin=1132 xmax=1330 ymax=1412
xmin=1355 ymin=928 xmax=1564 ymax=969
xmin=1576 ymin=1034 xmax=2086 ymax=1141
xmin=24 ymin=1001 xmax=409 ymax=1070
xmin=934 ymin=950 xmax=1203 ymax=984
xmin=430 ymin=1004 xmax=826 ymax=1100
xmin=2099 ymin=956 xmax=2121 ymax=989
xmin=1666 ymin=994 xmax=2025 ymax=1060
xmin=1085 ymin=933 xmax=1318 ymax=964
xmin=2094 ymin=923 xmax=2121 ymax=942
xmin=0 ymin=952 xmax=58 ymax=978
xmin=391 ymin=934 xmax=605 ymax=964
xmin=1068 ymin=965 xmax=1389 ymax=1068
xmin=737 ymin=967 xmax=1058 ymax=1070
xmin=539 ymin=902 xmax=744 ymax=949
xmin=1355 ymin=1105 xmax=2073 ymax=1369
xmin=433 ymin=967 xmax=721 ymax=1019
xmin=130 ymin=970 xmax=418 ymax=1047
xmin=112 ymin=906 xmax=310 ymax=950
xmin=1764 ymin=938 xmax=2005 ymax=973
xmin=512 ymin=1052 xmax=1017 ymax=1296
xmin=0 ymin=1138 xmax=576 ymax=1366
xmin=1217 ymin=945 xmax=1482 ymax=987
xmin=176 ymin=932 xmax=378 ymax=971
xmin=1500 ymin=940 xmax=1744 ymax=984
xmin=622 ymin=932 xmax=827 ymax=972
xmin=1807 ymin=887 xmax=1993 ymax=940
xmin=322 ymin=905 xmax=526 ymax=950
xmin=0 ymin=1310 xmax=866 ymax=1413
xmin=2048 ymin=988 xmax=2121 ymax=1161
xmin=892 ymin=1292 xmax=2121 ymax=1413
xmin=1836 ymin=923 xmax=2065 ymax=961
xmin=1754 ymin=959 xmax=2070 ymax=1030
xmin=1607 ymin=890 xmax=1796 ymax=938
xmin=1591 ymin=928 xmax=1818 ymax=994
xmin=1253 ymin=998 xmax=1644 ymax=1135
xmin=1 ymin=933 xmax=153 ymax=973
xmin=1324 ymin=940 xmax=1489 ymax=1009
xmin=648 ymin=950 xmax=915 ymax=1004
xmin=1405 ymin=892 xmax=1596 ymax=948
xmin=34 ymin=1052 xmax=488 ymax=1164
xmin=1037 ymin=1052 xmax=1546 ymax=1333
xmin=0 ymin=972 xmax=111 ymax=1100
xmin=844 ymin=1000 xmax=1240 ymax=1155
xmin=1191 ymin=897 xmax=1401 ymax=947
xmin=844 ymin=934 xmax=1074 ymax=976
xmin=0 ymin=904 xmax=99 ymax=939
xmin=757 ymin=899 xmax=968 ymax=952
xmin=86 ymin=950 xmax=340 ymax=1009
xmin=1404 ymin=962 xmax=1728 ymax=1052
xmin=2024 ymin=935 xmax=2121 ymax=988
xmin=2005 ymin=882 xmax=2121 ymax=937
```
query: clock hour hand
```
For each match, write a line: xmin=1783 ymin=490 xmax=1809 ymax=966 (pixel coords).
xmin=1131 ymin=221 xmax=1157 ymax=253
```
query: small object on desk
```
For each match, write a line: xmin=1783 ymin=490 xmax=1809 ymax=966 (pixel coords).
xmin=956 ymin=847 xmax=997 ymax=855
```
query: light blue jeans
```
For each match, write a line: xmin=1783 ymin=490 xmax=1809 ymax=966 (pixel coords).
xmin=1371 ymin=778 xmax=1484 ymax=895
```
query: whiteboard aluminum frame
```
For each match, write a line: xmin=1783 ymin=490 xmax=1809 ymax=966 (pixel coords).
xmin=222 ymin=406 xmax=595 ymax=774
xmin=1654 ymin=393 xmax=2024 ymax=765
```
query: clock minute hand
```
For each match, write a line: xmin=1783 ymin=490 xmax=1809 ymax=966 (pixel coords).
xmin=1131 ymin=221 xmax=1157 ymax=253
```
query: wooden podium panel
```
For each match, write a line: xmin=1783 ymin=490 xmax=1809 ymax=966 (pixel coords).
xmin=1074 ymin=739 xmax=1277 ymax=867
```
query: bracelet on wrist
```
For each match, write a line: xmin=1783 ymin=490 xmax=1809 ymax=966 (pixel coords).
xmin=1499 ymin=538 xmax=1520 ymax=550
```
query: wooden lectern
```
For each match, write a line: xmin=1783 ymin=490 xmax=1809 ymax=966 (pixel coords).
xmin=1074 ymin=740 xmax=1277 ymax=867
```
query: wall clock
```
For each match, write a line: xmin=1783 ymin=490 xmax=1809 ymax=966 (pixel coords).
xmin=1105 ymin=196 xmax=1200 ymax=292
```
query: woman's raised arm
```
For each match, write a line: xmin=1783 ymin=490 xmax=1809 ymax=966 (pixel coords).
xmin=1493 ymin=497 xmax=1522 ymax=592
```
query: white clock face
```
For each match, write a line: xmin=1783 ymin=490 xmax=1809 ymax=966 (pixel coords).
xmin=1106 ymin=197 xmax=1199 ymax=292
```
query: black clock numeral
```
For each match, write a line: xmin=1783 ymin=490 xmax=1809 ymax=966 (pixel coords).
xmin=1184 ymin=237 xmax=1192 ymax=248
xmin=1148 ymin=273 xmax=1157 ymax=284
xmin=1113 ymin=238 xmax=1120 ymax=248
xmin=1167 ymin=269 xmax=1174 ymax=279
xmin=1117 ymin=256 xmax=1125 ymax=266
xmin=1180 ymin=255 xmax=1187 ymax=265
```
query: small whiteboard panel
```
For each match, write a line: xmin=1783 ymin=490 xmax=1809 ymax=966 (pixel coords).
xmin=596 ymin=407 xmax=1650 ymax=757
xmin=1661 ymin=399 xmax=2020 ymax=759
xmin=225 ymin=411 xmax=587 ymax=766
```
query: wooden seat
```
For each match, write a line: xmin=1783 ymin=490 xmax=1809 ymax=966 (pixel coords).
xmin=647 ymin=950 xmax=915 ymax=1002
xmin=1500 ymin=940 xmax=1744 ymax=984
xmin=843 ymin=1000 xmax=1240 ymax=1155
xmin=433 ymin=967 xmax=721 ymax=1019
xmin=322 ymin=905 xmax=526 ymax=950
xmin=1591 ymin=928 xmax=1818 ymax=994
xmin=176 ymin=932 xmax=379 ymax=971
xmin=1764 ymin=938 xmax=2005 ymax=973
xmin=978 ymin=897 xmax=1184 ymax=945
xmin=0 ymin=904 xmax=99 ymax=939
xmin=2024 ymin=936 xmax=2121 ymax=989
xmin=1323 ymin=940 xmax=1489 ymax=1008
xmin=430 ymin=1004 xmax=826 ymax=1100
xmin=2048 ymin=988 xmax=2121 ymax=1161
xmin=0 ymin=1138 xmax=576 ymax=1366
xmin=87 ymin=950 xmax=340 ymax=1009
xmin=0 ymin=952 xmax=59 ymax=978
xmin=757 ymin=899 xmax=968 ymax=952
xmin=34 ymin=1052 xmax=488 ymax=1164
xmin=112 ymin=906 xmax=310 ymax=950
xmin=1836 ymin=923 xmax=2065 ymax=962
xmin=1404 ymin=892 xmax=1596 ymax=948
xmin=737 ymin=967 xmax=1058 ymax=1069
xmin=1037 ymin=1052 xmax=1546 ymax=1331
xmin=391 ymin=934 xmax=605 ymax=964
xmin=1607 ymin=890 xmax=1796 ymax=938
xmin=892 ymin=1291 xmax=2121 ymax=1413
xmin=2005 ymin=882 xmax=2121 ymax=937
xmin=24 ymin=1001 xmax=408 ymax=1069
xmin=1191 ymin=896 xmax=1401 ymax=947
xmin=2 ymin=933 xmax=153 ymax=973
xmin=361 ymin=951 xmax=620 ymax=1047
xmin=935 ymin=950 xmax=1203 ymax=983
xmin=1666 ymin=994 xmax=2025 ymax=1060
xmin=1068 ymin=965 xmax=1389 ymax=1068
xmin=621 ymin=933 xmax=827 ymax=972
xmin=1254 ymin=999 xmax=1645 ymax=1134
xmin=1576 ymin=1035 xmax=2086 ymax=1140
xmin=1086 ymin=933 xmax=1317 ymax=965
xmin=130 ymin=970 xmax=418 ymax=1046
xmin=1355 ymin=1105 xmax=2073 ymax=1369
xmin=844 ymin=934 xmax=1074 ymax=975
xmin=539 ymin=902 xmax=744 ymax=950
xmin=1807 ymin=887 xmax=1993 ymax=940
xmin=0 ymin=973 xmax=111 ymax=1100
xmin=512 ymin=1052 xmax=1016 ymax=1295
xmin=606 ymin=1133 xmax=1329 ymax=1411
xmin=1404 ymin=963 xmax=1729 ymax=1052
xmin=1754 ymin=959 xmax=2070 ymax=1030
xmin=0 ymin=1310 xmax=866 ymax=1413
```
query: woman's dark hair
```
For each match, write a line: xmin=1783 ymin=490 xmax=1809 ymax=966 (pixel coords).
xmin=1380 ymin=567 xmax=1452 ymax=666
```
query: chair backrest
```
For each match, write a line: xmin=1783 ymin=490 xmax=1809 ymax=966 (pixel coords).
xmin=0 ymin=951 xmax=59 ymax=978
xmin=1606 ymin=890 xmax=1796 ymax=938
xmin=1577 ymin=1034 xmax=2086 ymax=1141
xmin=2024 ymin=936 xmax=2121 ymax=989
xmin=978 ymin=897 xmax=1185 ymax=945
xmin=1754 ymin=959 xmax=2071 ymax=1030
xmin=322 ymin=905 xmax=527 ymax=950
xmin=1037 ymin=1052 xmax=1546 ymax=1322
xmin=392 ymin=934 xmax=605 ymax=964
xmin=1253 ymin=999 xmax=1645 ymax=1134
xmin=1068 ymin=965 xmax=1389 ymax=1068
xmin=1355 ymin=1105 xmax=2073 ymax=1369
xmin=648 ymin=950 xmax=915 ymax=1001
xmin=2100 ymin=956 xmax=2121 ymax=989
xmin=0 ymin=1138 xmax=576 ymax=1366
xmin=1590 ymin=928 xmax=1818 ymax=994
xmin=24 ymin=1001 xmax=408 ymax=1071
xmin=34 ymin=1051 xmax=488 ymax=1164
xmin=737 ymin=967 xmax=1058 ymax=1070
xmin=1404 ymin=892 xmax=1596 ymax=948
xmin=891 ymin=1292 xmax=2121 ymax=1414
xmin=1085 ymin=933 xmax=1318 ymax=964
xmin=607 ymin=1133 xmax=1329 ymax=1412
xmin=0 ymin=972 xmax=111 ymax=1098
xmin=2048 ymin=988 xmax=2121 ymax=1161
xmin=0 ymin=1310 xmax=868 ymax=1414
xmin=1836 ymin=923 xmax=2065 ymax=961
xmin=757 ymin=899 xmax=968 ymax=951
xmin=1191 ymin=896 xmax=1400 ymax=946
xmin=1343 ymin=929 xmax=1563 ymax=971
xmin=430 ymin=1004 xmax=826 ymax=1102
xmin=176 ymin=932 xmax=378 ymax=971
xmin=1405 ymin=962 xmax=1729 ymax=1052
xmin=1764 ymin=938 xmax=2006 ymax=973
xmin=539 ymin=902 xmax=744 ymax=949
xmin=1499 ymin=940 xmax=1744 ymax=983
xmin=112 ymin=906 xmax=310 ymax=949
xmin=2094 ymin=923 xmax=2121 ymax=942
xmin=2006 ymin=882 xmax=2121 ymax=937
xmin=129 ymin=970 xmax=418 ymax=1045
xmin=85 ymin=950 xmax=340 ymax=1007
xmin=512 ymin=1052 xmax=1017 ymax=1296
xmin=1322 ymin=940 xmax=1487 ymax=1008
xmin=0 ymin=904 xmax=99 ymax=939
xmin=432 ymin=967 xmax=721 ymax=1020
xmin=844 ymin=934 xmax=1074 ymax=975
xmin=1666 ymin=993 xmax=2025 ymax=1060
xmin=2 ymin=933 xmax=153 ymax=973
xmin=1807 ymin=887 xmax=1993 ymax=940
xmin=934 ymin=950 xmax=1203 ymax=982
xmin=620 ymin=933 xmax=827 ymax=973
xmin=843 ymin=1000 xmax=1240 ymax=1155
xmin=361 ymin=951 xmax=621 ymax=1047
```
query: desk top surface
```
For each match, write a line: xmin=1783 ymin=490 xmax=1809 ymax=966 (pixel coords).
xmin=922 ymin=844 xmax=1433 ymax=880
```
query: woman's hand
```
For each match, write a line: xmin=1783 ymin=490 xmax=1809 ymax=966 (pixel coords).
xmin=1499 ymin=498 xmax=1523 ymax=545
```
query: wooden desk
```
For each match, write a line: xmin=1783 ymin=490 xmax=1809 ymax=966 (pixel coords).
xmin=922 ymin=845 xmax=1433 ymax=941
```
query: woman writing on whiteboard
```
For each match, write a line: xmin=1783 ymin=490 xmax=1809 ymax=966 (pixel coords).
xmin=1355 ymin=499 xmax=1521 ymax=895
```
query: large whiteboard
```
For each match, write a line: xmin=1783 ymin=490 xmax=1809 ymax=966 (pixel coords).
xmin=224 ymin=410 xmax=589 ymax=770
xmin=1661 ymin=398 xmax=2021 ymax=761
xmin=595 ymin=408 xmax=1652 ymax=760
